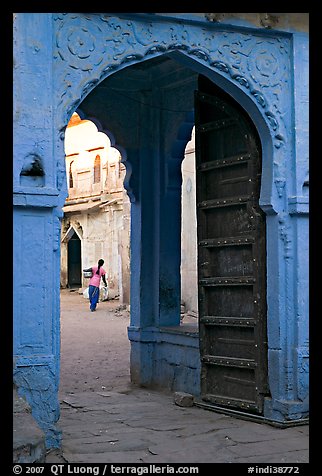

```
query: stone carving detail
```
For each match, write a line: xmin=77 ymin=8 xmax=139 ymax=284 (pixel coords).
xmin=249 ymin=42 xmax=283 ymax=87
xmin=55 ymin=14 xmax=106 ymax=70
xmin=20 ymin=153 xmax=44 ymax=177
xmin=62 ymin=220 xmax=70 ymax=235
xmin=74 ymin=221 xmax=83 ymax=236
xmin=53 ymin=14 xmax=291 ymax=201
xmin=259 ymin=13 xmax=279 ymax=29
xmin=20 ymin=153 xmax=45 ymax=187
xmin=53 ymin=216 xmax=61 ymax=252
xmin=279 ymin=215 xmax=292 ymax=259
xmin=205 ymin=13 xmax=226 ymax=23
xmin=53 ymin=208 xmax=64 ymax=252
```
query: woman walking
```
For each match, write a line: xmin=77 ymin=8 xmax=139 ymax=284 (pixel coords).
xmin=84 ymin=259 xmax=107 ymax=312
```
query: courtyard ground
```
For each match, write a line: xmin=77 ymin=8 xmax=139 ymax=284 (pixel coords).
xmin=43 ymin=289 xmax=310 ymax=465
xmin=59 ymin=288 xmax=132 ymax=396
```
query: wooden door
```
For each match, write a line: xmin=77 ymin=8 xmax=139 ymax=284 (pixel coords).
xmin=195 ymin=76 xmax=269 ymax=414
xmin=68 ymin=232 xmax=82 ymax=287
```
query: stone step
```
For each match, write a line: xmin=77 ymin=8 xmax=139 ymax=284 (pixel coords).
xmin=13 ymin=387 xmax=46 ymax=463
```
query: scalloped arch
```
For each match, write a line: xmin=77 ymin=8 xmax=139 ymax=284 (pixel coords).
xmin=72 ymin=109 xmax=134 ymax=202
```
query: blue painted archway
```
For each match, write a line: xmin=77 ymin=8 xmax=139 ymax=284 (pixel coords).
xmin=13 ymin=13 xmax=309 ymax=447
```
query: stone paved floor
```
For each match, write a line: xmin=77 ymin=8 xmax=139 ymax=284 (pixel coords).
xmin=45 ymin=386 xmax=309 ymax=464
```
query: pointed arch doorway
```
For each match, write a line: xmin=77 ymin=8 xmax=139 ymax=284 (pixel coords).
xmin=61 ymin=226 xmax=83 ymax=289
xmin=78 ymin=54 xmax=270 ymax=416
xmin=12 ymin=14 xmax=309 ymax=449
xmin=67 ymin=230 xmax=82 ymax=288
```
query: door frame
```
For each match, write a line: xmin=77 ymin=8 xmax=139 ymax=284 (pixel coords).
xmin=61 ymin=225 xmax=83 ymax=288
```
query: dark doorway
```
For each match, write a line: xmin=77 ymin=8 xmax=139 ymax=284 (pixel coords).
xmin=68 ymin=231 xmax=81 ymax=288
xmin=195 ymin=75 xmax=269 ymax=414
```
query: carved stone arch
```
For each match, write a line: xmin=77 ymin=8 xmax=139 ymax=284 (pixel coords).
xmin=12 ymin=15 xmax=309 ymax=447
xmin=54 ymin=15 xmax=291 ymax=212
xmin=61 ymin=225 xmax=82 ymax=243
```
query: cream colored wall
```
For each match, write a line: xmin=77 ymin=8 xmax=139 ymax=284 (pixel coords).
xmin=62 ymin=114 xmax=198 ymax=312
xmin=157 ymin=13 xmax=309 ymax=32
xmin=181 ymin=128 xmax=198 ymax=315
xmin=65 ymin=118 xmax=122 ymax=199
xmin=62 ymin=209 xmax=125 ymax=299
xmin=61 ymin=114 xmax=131 ymax=302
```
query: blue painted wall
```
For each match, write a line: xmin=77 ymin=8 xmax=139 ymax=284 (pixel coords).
xmin=13 ymin=13 xmax=64 ymax=447
xmin=13 ymin=13 xmax=309 ymax=446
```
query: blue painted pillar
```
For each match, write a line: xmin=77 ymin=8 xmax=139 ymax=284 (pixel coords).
xmin=159 ymin=185 xmax=182 ymax=327
xmin=158 ymin=106 xmax=182 ymax=328
xmin=288 ymin=31 xmax=309 ymax=411
xmin=128 ymin=92 xmax=161 ymax=384
xmin=13 ymin=13 xmax=63 ymax=447
xmin=158 ymin=90 xmax=195 ymax=328
xmin=129 ymin=81 xmax=195 ymax=384
xmin=264 ymin=30 xmax=309 ymax=421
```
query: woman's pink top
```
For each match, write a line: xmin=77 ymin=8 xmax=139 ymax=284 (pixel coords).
xmin=89 ymin=266 xmax=106 ymax=287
